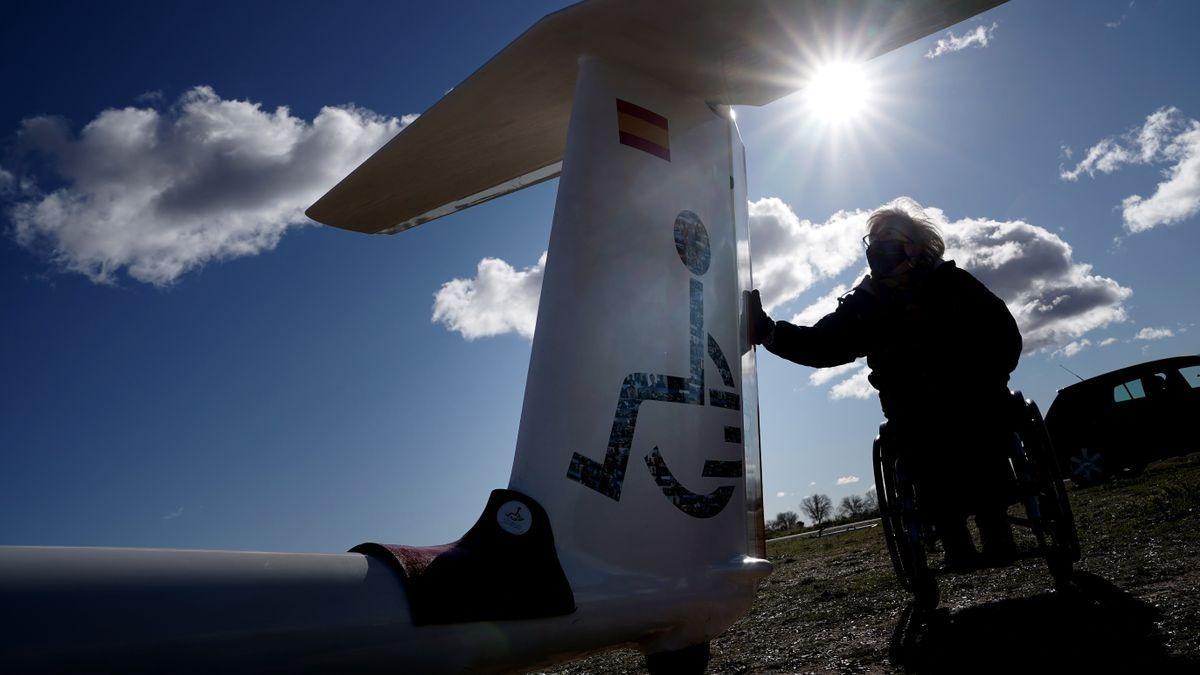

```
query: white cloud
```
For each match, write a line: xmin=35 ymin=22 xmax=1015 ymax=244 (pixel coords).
xmin=829 ymin=364 xmax=875 ymax=400
xmin=1134 ymin=326 xmax=1174 ymax=340
xmin=432 ymin=252 xmax=546 ymax=340
xmin=924 ymin=22 xmax=997 ymax=59
xmin=938 ymin=209 xmax=1131 ymax=351
xmin=775 ymin=491 xmax=787 ymax=498
xmin=434 ymin=199 xmax=1131 ymax=372
xmin=163 ymin=506 xmax=184 ymax=520
xmin=808 ymin=359 xmax=863 ymax=387
xmin=1054 ymin=339 xmax=1091 ymax=358
xmin=1061 ymin=107 xmax=1186 ymax=180
xmin=747 ymin=198 xmax=865 ymax=312
xmin=1061 ymin=106 xmax=1200 ymax=233
xmin=1123 ymin=131 xmax=1200 ymax=232
xmin=1059 ymin=139 xmax=1135 ymax=181
xmin=808 ymin=481 xmax=817 ymax=487
xmin=5 ymin=86 xmax=414 ymax=285
xmin=836 ymin=475 xmax=861 ymax=486
xmin=789 ymin=279 xmax=859 ymax=326
xmin=1099 ymin=337 xmax=1119 ymax=347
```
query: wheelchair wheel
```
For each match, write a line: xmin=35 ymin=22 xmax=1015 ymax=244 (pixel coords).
xmin=874 ymin=426 xmax=939 ymax=611
xmin=1011 ymin=393 xmax=1080 ymax=587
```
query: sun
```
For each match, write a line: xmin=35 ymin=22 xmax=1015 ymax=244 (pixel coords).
xmin=803 ymin=61 xmax=873 ymax=125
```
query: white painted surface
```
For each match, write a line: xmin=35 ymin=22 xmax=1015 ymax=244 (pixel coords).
xmin=0 ymin=545 xmax=765 ymax=672
xmin=509 ymin=58 xmax=769 ymax=653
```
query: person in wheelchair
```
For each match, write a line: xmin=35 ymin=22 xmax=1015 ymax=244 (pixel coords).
xmin=747 ymin=204 xmax=1023 ymax=570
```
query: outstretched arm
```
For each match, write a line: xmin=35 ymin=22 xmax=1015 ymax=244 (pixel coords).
xmin=767 ymin=308 xmax=868 ymax=368
xmin=745 ymin=286 xmax=873 ymax=368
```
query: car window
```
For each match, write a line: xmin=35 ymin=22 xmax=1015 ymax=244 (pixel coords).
xmin=1143 ymin=372 xmax=1170 ymax=396
xmin=1180 ymin=365 xmax=1200 ymax=389
xmin=1113 ymin=378 xmax=1145 ymax=402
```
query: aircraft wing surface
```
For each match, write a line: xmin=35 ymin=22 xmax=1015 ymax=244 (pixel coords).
xmin=306 ymin=0 xmax=1006 ymax=234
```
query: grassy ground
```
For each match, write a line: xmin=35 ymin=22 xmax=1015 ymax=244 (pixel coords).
xmin=541 ymin=454 xmax=1200 ymax=673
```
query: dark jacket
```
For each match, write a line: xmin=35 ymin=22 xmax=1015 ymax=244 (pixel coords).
xmin=767 ymin=261 xmax=1021 ymax=425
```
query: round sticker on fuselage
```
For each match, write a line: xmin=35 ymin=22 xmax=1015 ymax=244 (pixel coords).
xmin=497 ymin=500 xmax=533 ymax=536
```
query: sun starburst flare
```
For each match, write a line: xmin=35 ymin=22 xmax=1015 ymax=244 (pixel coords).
xmin=803 ymin=61 xmax=873 ymax=125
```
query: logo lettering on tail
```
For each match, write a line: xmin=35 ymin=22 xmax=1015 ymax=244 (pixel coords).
xmin=566 ymin=210 xmax=743 ymax=517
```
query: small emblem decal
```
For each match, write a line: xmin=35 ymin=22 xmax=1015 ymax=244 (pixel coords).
xmin=497 ymin=500 xmax=533 ymax=535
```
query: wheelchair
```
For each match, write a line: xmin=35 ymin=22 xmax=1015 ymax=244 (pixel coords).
xmin=873 ymin=390 xmax=1080 ymax=612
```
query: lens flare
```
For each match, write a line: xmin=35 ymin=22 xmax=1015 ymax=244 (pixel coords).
xmin=803 ymin=61 xmax=872 ymax=124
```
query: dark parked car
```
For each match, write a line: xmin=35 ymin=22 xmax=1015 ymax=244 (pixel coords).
xmin=1045 ymin=354 xmax=1200 ymax=486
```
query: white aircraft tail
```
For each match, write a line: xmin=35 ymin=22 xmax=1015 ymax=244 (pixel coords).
xmin=345 ymin=56 xmax=769 ymax=657
xmin=506 ymin=56 xmax=769 ymax=651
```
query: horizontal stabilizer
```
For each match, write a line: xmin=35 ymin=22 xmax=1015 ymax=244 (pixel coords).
xmin=306 ymin=0 xmax=1006 ymax=234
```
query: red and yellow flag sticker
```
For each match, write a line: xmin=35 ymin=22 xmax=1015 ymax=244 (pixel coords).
xmin=616 ymin=99 xmax=670 ymax=161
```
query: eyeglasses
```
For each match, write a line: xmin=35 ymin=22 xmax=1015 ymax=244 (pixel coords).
xmin=862 ymin=231 xmax=913 ymax=250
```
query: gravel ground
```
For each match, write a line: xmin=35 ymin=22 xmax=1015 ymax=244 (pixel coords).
xmin=539 ymin=454 xmax=1200 ymax=674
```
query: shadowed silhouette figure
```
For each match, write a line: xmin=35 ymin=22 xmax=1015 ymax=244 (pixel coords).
xmin=749 ymin=205 xmax=1023 ymax=569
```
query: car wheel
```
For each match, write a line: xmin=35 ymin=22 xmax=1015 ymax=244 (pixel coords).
xmin=1069 ymin=447 xmax=1107 ymax=486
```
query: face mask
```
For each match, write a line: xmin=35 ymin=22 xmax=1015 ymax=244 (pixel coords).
xmin=866 ymin=240 xmax=910 ymax=277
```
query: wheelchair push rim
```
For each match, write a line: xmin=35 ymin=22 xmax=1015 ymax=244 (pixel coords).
xmin=1011 ymin=393 xmax=1082 ymax=583
xmin=874 ymin=429 xmax=939 ymax=610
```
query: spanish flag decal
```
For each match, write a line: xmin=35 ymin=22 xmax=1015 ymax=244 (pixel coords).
xmin=616 ymin=99 xmax=670 ymax=161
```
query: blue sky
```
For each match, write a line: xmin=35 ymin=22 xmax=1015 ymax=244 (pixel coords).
xmin=1 ymin=0 xmax=1197 ymax=551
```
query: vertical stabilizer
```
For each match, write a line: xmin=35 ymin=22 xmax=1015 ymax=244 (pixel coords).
xmin=509 ymin=58 xmax=768 ymax=650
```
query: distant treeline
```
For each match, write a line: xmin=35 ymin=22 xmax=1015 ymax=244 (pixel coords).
xmin=767 ymin=490 xmax=879 ymax=537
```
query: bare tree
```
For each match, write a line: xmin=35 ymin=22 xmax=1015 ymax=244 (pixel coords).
xmin=801 ymin=494 xmax=833 ymax=528
xmin=863 ymin=489 xmax=878 ymax=515
xmin=773 ymin=511 xmax=800 ymax=531
xmin=838 ymin=494 xmax=868 ymax=519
